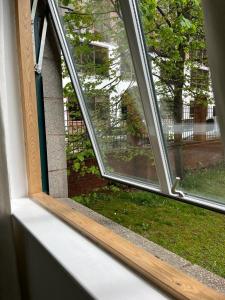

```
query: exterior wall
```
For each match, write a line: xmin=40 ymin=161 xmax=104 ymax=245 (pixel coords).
xmin=107 ymin=140 xmax=224 ymax=182
xmin=168 ymin=140 xmax=224 ymax=171
xmin=42 ymin=28 xmax=68 ymax=198
xmin=67 ymin=159 xmax=108 ymax=196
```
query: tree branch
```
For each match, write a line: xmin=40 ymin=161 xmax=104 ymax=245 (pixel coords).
xmin=156 ymin=6 xmax=172 ymax=27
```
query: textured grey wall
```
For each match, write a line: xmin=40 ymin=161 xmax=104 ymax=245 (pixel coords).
xmin=42 ymin=26 xmax=68 ymax=198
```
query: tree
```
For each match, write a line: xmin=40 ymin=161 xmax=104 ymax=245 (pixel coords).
xmin=60 ymin=0 xmax=211 ymax=178
xmin=140 ymin=0 xmax=211 ymax=177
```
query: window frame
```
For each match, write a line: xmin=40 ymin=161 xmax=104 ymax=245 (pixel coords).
xmin=14 ymin=0 xmax=225 ymax=299
xmin=48 ymin=0 xmax=163 ymax=194
xmin=48 ymin=0 xmax=225 ymax=213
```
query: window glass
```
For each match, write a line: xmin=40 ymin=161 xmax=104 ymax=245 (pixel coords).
xmin=59 ymin=0 xmax=159 ymax=186
xmin=138 ymin=0 xmax=225 ymax=203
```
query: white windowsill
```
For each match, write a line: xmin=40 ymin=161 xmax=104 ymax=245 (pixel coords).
xmin=11 ymin=197 xmax=171 ymax=300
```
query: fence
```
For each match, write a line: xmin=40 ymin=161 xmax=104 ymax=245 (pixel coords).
xmin=162 ymin=105 xmax=219 ymax=142
xmin=64 ymin=101 xmax=87 ymax=155
xmin=64 ymin=103 xmax=220 ymax=154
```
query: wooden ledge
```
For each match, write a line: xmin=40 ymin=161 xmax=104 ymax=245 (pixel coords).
xmin=31 ymin=192 xmax=225 ymax=300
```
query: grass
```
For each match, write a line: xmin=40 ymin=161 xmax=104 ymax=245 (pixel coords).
xmin=182 ymin=164 xmax=225 ymax=203
xmin=73 ymin=166 xmax=225 ymax=278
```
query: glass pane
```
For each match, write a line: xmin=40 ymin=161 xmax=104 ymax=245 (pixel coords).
xmin=138 ymin=0 xmax=225 ymax=203
xmin=59 ymin=0 xmax=159 ymax=186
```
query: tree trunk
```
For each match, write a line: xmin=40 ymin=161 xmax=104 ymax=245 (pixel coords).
xmin=193 ymin=98 xmax=207 ymax=142
xmin=173 ymin=46 xmax=185 ymax=179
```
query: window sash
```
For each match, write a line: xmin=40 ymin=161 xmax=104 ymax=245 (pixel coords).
xmin=47 ymin=0 xmax=225 ymax=213
xmin=48 ymin=0 xmax=161 ymax=193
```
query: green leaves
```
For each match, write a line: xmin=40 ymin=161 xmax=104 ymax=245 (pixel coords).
xmin=74 ymin=162 xmax=81 ymax=171
xmin=63 ymin=0 xmax=211 ymax=180
xmin=180 ymin=16 xmax=192 ymax=30
xmin=60 ymin=0 xmax=70 ymax=5
xmin=139 ymin=0 xmax=210 ymax=116
xmin=77 ymin=152 xmax=85 ymax=162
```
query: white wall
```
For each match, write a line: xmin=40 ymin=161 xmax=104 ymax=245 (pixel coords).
xmin=0 ymin=0 xmax=27 ymax=199
xmin=0 ymin=1 xmax=23 ymax=298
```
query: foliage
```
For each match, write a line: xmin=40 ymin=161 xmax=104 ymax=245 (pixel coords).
xmin=61 ymin=0 xmax=212 ymax=177
xmin=139 ymin=0 xmax=212 ymax=177
xmin=61 ymin=0 xmax=148 ymax=175
xmin=140 ymin=0 xmax=211 ymax=114
xmin=66 ymin=132 xmax=100 ymax=176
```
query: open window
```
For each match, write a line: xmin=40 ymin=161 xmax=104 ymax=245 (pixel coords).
xmin=137 ymin=0 xmax=225 ymax=208
xmin=42 ymin=0 xmax=225 ymax=212
xmin=12 ymin=0 xmax=225 ymax=298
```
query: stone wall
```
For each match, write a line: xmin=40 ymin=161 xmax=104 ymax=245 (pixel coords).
xmin=168 ymin=140 xmax=224 ymax=172
xmin=42 ymin=27 xmax=68 ymax=198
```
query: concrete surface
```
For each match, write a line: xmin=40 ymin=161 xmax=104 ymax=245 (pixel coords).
xmin=42 ymin=26 xmax=68 ymax=198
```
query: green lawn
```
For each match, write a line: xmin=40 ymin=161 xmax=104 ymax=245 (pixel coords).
xmin=73 ymin=168 xmax=225 ymax=278
xmin=182 ymin=164 xmax=225 ymax=203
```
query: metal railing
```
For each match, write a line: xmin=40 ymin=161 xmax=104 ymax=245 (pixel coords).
xmin=65 ymin=104 xmax=220 ymax=154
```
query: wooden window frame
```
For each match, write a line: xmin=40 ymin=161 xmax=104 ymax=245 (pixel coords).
xmin=15 ymin=1 xmax=225 ymax=299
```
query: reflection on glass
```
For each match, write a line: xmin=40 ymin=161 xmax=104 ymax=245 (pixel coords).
xmin=138 ymin=0 xmax=225 ymax=203
xmin=60 ymin=0 xmax=159 ymax=185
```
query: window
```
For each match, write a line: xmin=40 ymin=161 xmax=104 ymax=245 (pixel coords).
xmin=54 ymin=0 xmax=160 ymax=188
xmin=14 ymin=1 xmax=225 ymax=297
xmin=77 ymin=44 xmax=109 ymax=76
xmin=191 ymin=68 xmax=209 ymax=91
xmin=137 ymin=0 xmax=225 ymax=209
xmin=190 ymin=48 xmax=208 ymax=66
xmin=120 ymin=51 xmax=135 ymax=80
xmin=45 ymin=0 xmax=225 ymax=212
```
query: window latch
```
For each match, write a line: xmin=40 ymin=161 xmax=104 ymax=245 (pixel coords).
xmin=171 ymin=177 xmax=184 ymax=198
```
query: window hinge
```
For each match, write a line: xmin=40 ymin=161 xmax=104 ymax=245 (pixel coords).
xmin=34 ymin=17 xmax=48 ymax=74
xmin=31 ymin=0 xmax=48 ymax=75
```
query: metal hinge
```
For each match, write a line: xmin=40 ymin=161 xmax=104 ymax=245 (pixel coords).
xmin=31 ymin=0 xmax=48 ymax=74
